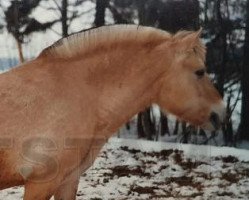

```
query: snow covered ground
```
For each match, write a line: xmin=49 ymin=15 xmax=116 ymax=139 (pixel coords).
xmin=1 ymin=138 xmax=249 ymax=199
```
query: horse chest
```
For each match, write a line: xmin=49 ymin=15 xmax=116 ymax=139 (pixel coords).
xmin=0 ymin=150 xmax=24 ymax=189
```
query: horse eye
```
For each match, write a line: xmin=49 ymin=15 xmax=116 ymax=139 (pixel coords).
xmin=195 ymin=69 xmax=205 ymax=78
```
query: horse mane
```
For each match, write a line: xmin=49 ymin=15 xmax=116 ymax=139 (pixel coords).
xmin=39 ymin=25 xmax=206 ymax=60
xmin=39 ymin=24 xmax=171 ymax=59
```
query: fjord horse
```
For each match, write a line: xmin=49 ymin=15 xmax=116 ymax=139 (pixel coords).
xmin=0 ymin=25 xmax=225 ymax=199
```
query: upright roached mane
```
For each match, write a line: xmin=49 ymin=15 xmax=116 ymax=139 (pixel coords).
xmin=40 ymin=24 xmax=206 ymax=60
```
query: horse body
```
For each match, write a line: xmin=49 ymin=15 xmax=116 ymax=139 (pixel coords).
xmin=0 ymin=25 xmax=225 ymax=199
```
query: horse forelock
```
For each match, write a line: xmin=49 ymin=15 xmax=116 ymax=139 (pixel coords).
xmin=39 ymin=24 xmax=172 ymax=59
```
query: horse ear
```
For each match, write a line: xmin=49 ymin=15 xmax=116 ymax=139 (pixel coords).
xmin=194 ymin=27 xmax=203 ymax=39
xmin=179 ymin=28 xmax=202 ymax=50
xmin=155 ymin=28 xmax=203 ymax=53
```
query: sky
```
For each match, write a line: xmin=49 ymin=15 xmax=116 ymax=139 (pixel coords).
xmin=0 ymin=0 xmax=113 ymax=59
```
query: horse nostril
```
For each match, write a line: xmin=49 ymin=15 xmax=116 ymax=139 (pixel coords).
xmin=209 ymin=112 xmax=221 ymax=130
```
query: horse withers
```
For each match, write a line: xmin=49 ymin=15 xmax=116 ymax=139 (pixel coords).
xmin=0 ymin=25 xmax=225 ymax=199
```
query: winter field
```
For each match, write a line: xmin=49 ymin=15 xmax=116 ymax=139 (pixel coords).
xmin=1 ymin=137 xmax=249 ymax=200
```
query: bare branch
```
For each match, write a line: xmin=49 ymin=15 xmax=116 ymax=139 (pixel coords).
xmin=68 ymin=8 xmax=94 ymax=23
xmin=49 ymin=27 xmax=61 ymax=37
xmin=51 ymin=0 xmax=62 ymax=12
xmin=230 ymin=88 xmax=241 ymax=116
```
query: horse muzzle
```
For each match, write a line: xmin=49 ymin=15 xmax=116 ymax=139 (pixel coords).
xmin=208 ymin=102 xmax=226 ymax=130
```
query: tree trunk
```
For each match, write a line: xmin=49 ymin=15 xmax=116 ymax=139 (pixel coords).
xmin=173 ymin=120 xmax=179 ymax=135
xmin=181 ymin=122 xmax=188 ymax=143
xmin=142 ymin=107 xmax=156 ymax=140
xmin=61 ymin=0 xmax=68 ymax=37
xmin=15 ymin=37 xmax=24 ymax=63
xmin=137 ymin=112 xmax=145 ymax=138
xmin=136 ymin=0 xmax=160 ymax=27
xmin=160 ymin=111 xmax=169 ymax=136
xmin=108 ymin=3 xmax=130 ymax=24
xmin=136 ymin=0 xmax=147 ymax=25
xmin=125 ymin=122 xmax=130 ymax=130
xmin=240 ymin=0 xmax=249 ymax=140
xmin=216 ymin=0 xmax=227 ymax=97
xmin=94 ymin=0 xmax=109 ymax=27
xmin=223 ymin=95 xmax=234 ymax=145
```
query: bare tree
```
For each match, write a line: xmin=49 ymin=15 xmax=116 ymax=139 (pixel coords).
xmin=62 ymin=0 xmax=69 ymax=36
xmin=94 ymin=0 xmax=109 ymax=27
xmin=215 ymin=0 xmax=227 ymax=97
xmin=4 ymin=0 xmax=56 ymax=62
xmin=240 ymin=0 xmax=249 ymax=140
xmin=42 ymin=0 xmax=89 ymax=37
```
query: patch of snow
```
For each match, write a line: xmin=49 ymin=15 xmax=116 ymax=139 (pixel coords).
xmin=1 ymin=138 xmax=249 ymax=199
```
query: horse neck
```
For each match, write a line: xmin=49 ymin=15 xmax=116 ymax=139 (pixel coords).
xmin=77 ymin=44 xmax=171 ymax=135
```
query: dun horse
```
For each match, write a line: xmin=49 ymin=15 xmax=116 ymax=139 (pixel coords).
xmin=0 ymin=25 xmax=225 ymax=199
